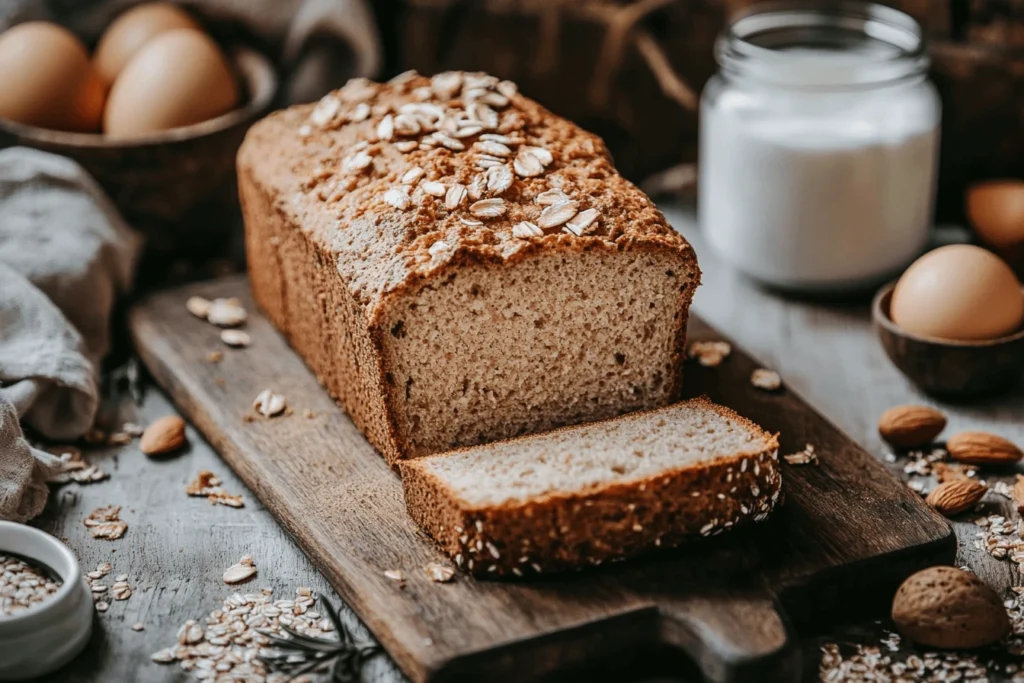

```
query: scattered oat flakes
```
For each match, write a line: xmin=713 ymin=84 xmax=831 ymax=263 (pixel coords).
xmin=536 ymin=189 xmax=568 ymax=206
xmin=751 ymin=368 xmax=782 ymax=391
xmin=469 ymin=197 xmax=506 ymax=218
xmin=122 ymin=422 xmax=144 ymax=437
xmin=444 ymin=183 xmax=467 ymax=210
xmin=537 ymin=200 xmax=579 ymax=229
xmin=512 ymin=221 xmax=542 ymax=239
xmin=0 ymin=553 xmax=62 ymax=616
xmin=513 ymin=149 xmax=544 ymax=178
xmin=383 ymin=569 xmax=405 ymax=582
xmin=151 ymin=587 xmax=329 ymax=679
xmin=68 ymin=465 xmax=109 ymax=484
xmin=253 ymin=389 xmax=286 ymax=417
xmin=112 ymin=581 xmax=132 ymax=601
xmin=178 ymin=619 xmax=205 ymax=645
xmin=687 ymin=341 xmax=732 ymax=367
xmin=420 ymin=180 xmax=446 ymax=197
xmin=83 ymin=505 xmax=127 ymax=540
xmin=186 ymin=470 xmax=221 ymax=496
xmin=220 ymin=329 xmax=251 ymax=348
xmin=523 ymin=145 xmax=553 ymax=166
xmin=132 ymin=622 xmax=144 ymax=632
xmin=401 ymin=165 xmax=424 ymax=185
xmin=383 ymin=186 xmax=411 ymax=211
xmin=377 ymin=114 xmax=395 ymax=141
xmin=208 ymin=490 xmax=245 ymax=508
xmin=185 ymin=296 xmax=211 ymax=320
xmin=95 ymin=600 xmax=109 ymax=613
xmin=485 ymin=165 xmax=513 ymax=194
xmin=206 ymin=298 xmax=247 ymax=327
xmin=424 ymin=563 xmax=455 ymax=583
xmin=783 ymin=444 xmax=818 ymax=466
xmin=563 ymin=208 xmax=599 ymax=236
xmin=223 ymin=558 xmax=257 ymax=585
xmin=107 ymin=431 xmax=132 ymax=445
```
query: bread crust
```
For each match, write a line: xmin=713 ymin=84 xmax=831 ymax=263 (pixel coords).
xmin=400 ymin=398 xmax=782 ymax=578
xmin=239 ymin=72 xmax=700 ymax=463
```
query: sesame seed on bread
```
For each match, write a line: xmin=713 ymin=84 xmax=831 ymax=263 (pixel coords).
xmin=239 ymin=71 xmax=700 ymax=462
xmin=400 ymin=397 xmax=782 ymax=578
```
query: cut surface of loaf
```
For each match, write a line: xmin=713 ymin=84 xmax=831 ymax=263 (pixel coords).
xmin=400 ymin=397 xmax=782 ymax=578
xmin=239 ymin=71 xmax=699 ymax=463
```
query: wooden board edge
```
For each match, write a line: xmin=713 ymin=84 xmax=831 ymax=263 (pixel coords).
xmin=127 ymin=302 xmax=441 ymax=683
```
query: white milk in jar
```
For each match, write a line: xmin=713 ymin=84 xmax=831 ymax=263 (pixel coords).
xmin=699 ymin=3 xmax=940 ymax=290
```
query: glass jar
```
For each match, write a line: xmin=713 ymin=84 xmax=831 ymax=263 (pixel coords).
xmin=699 ymin=1 xmax=940 ymax=291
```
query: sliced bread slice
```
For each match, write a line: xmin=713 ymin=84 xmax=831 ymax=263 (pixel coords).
xmin=400 ymin=397 xmax=781 ymax=578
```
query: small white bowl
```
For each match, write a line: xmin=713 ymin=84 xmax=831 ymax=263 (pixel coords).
xmin=0 ymin=522 xmax=93 ymax=680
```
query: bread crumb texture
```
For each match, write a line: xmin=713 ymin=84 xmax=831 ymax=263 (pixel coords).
xmin=400 ymin=398 xmax=782 ymax=577
xmin=240 ymin=71 xmax=700 ymax=461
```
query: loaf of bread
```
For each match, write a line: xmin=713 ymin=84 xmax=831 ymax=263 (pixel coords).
xmin=400 ymin=397 xmax=781 ymax=577
xmin=238 ymin=71 xmax=700 ymax=463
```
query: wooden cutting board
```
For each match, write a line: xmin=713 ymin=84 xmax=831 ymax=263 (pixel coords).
xmin=129 ymin=275 xmax=954 ymax=683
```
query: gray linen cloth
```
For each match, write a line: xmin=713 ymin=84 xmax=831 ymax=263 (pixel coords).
xmin=0 ymin=147 xmax=141 ymax=522
xmin=0 ymin=0 xmax=381 ymax=522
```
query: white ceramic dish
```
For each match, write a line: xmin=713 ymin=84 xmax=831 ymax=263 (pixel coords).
xmin=0 ymin=521 xmax=93 ymax=680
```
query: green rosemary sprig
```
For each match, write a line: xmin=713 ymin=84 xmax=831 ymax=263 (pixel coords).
xmin=258 ymin=599 xmax=380 ymax=683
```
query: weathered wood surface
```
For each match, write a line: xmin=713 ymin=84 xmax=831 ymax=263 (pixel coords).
xmin=31 ymin=203 xmax=1024 ymax=682
xmin=120 ymin=258 xmax=952 ymax=681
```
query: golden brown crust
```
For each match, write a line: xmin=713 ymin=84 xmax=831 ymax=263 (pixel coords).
xmin=239 ymin=72 xmax=697 ymax=317
xmin=400 ymin=399 xmax=782 ymax=578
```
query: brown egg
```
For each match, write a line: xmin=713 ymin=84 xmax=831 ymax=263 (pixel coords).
xmin=0 ymin=22 xmax=105 ymax=132
xmin=891 ymin=245 xmax=1024 ymax=341
xmin=93 ymin=2 xmax=201 ymax=86
xmin=967 ymin=180 xmax=1024 ymax=274
xmin=103 ymin=29 xmax=239 ymax=139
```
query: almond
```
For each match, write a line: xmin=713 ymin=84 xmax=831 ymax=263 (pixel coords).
xmin=925 ymin=479 xmax=987 ymax=517
xmin=892 ymin=566 xmax=1009 ymax=649
xmin=878 ymin=405 xmax=946 ymax=449
xmin=140 ymin=416 xmax=187 ymax=456
xmin=947 ymin=431 xmax=1023 ymax=466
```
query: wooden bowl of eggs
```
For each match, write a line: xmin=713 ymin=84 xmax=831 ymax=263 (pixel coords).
xmin=873 ymin=245 xmax=1024 ymax=396
xmin=0 ymin=4 xmax=277 ymax=258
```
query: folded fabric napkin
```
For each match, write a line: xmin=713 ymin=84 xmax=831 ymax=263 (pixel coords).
xmin=0 ymin=147 xmax=140 ymax=522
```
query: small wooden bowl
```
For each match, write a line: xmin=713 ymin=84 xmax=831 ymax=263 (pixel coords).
xmin=873 ymin=282 xmax=1024 ymax=396
xmin=0 ymin=46 xmax=277 ymax=260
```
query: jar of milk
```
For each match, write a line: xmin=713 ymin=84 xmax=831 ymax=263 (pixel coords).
xmin=699 ymin=1 xmax=940 ymax=290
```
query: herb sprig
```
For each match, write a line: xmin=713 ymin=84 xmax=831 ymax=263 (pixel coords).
xmin=259 ymin=599 xmax=380 ymax=682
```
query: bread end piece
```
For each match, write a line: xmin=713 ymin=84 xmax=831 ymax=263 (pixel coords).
xmin=401 ymin=398 xmax=782 ymax=578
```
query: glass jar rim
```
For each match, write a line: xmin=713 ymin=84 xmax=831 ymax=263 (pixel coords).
xmin=716 ymin=1 xmax=930 ymax=90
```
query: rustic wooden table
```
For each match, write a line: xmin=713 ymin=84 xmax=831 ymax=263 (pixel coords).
xmin=33 ymin=204 xmax=1024 ymax=682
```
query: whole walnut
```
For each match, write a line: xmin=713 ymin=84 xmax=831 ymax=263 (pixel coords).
xmin=892 ymin=566 xmax=1010 ymax=649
